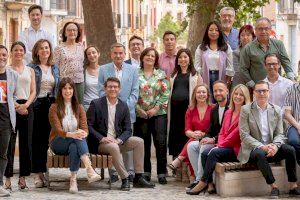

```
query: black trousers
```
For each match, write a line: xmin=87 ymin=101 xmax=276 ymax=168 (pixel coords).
xmin=134 ymin=115 xmax=167 ymax=176
xmin=0 ymin=126 xmax=12 ymax=186
xmin=201 ymin=147 xmax=237 ymax=183
xmin=249 ymin=144 xmax=297 ymax=184
xmin=32 ymin=97 xmax=55 ymax=173
xmin=5 ymin=100 xmax=33 ymax=178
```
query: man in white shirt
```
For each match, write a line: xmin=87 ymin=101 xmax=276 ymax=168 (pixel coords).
xmin=19 ymin=4 xmax=55 ymax=64
xmin=125 ymin=35 xmax=144 ymax=68
xmin=238 ymin=81 xmax=300 ymax=198
xmin=263 ymin=53 xmax=293 ymax=110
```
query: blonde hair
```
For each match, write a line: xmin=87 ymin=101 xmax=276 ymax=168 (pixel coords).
xmin=229 ymin=84 xmax=251 ymax=110
xmin=190 ymin=83 xmax=210 ymax=109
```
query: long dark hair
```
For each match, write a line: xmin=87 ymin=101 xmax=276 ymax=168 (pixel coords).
xmin=55 ymin=77 xmax=79 ymax=120
xmin=140 ymin=47 xmax=159 ymax=69
xmin=172 ymin=48 xmax=196 ymax=77
xmin=200 ymin=21 xmax=228 ymax=52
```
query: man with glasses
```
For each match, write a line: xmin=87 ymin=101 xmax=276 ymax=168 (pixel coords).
xmin=240 ymin=17 xmax=295 ymax=89
xmin=125 ymin=36 xmax=144 ymax=68
xmin=238 ymin=80 xmax=300 ymax=198
xmin=220 ymin=7 xmax=239 ymax=50
xmin=263 ymin=53 xmax=293 ymax=110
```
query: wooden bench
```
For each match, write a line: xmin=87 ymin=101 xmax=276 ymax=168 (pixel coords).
xmin=45 ymin=149 xmax=113 ymax=189
xmin=214 ymin=162 xmax=289 ymax=197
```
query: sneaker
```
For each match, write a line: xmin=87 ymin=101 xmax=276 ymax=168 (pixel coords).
xmin=128 ymin=174 xmax=134 ymax=183
xmin=270 ymin=187 xmax=280 ymax=199
xmin=158 ymin=177 xmax=167 ymax=185
xmin=289 ymin=187 xmax=300 ymax=197
xmin=0 ymin=186 xmax=10 ymax=197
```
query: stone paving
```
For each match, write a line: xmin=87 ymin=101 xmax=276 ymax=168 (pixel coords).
xmin=4 ymin=157 xmax=299 ymax=200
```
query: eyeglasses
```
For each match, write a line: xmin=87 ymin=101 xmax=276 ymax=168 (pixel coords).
xmin=130 ymin=43 xmax=143 ymax=47
xmin=265 ymin=63 xmax=279 ymax=67
xmin=256 ymin=27 xmax=271 ymax=32
xmin=254 ymin=89 xmax=269 ymax=94
xmin=66 ymin=29 xmax=78 ymax=32
xmin=106 ymin=85 xmax=119 ymax=89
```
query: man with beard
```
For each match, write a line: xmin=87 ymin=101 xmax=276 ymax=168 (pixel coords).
xmin=186 ymin=80 xmax=229 ymax=191
xmin=220 ymin=7 xmax=239 ymax=51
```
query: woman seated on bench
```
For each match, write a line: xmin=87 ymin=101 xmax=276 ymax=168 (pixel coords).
xmin=186 ymin=84 xmax=251 ymax=195
xmin=49 ymin=77 xmax=101 ymax=193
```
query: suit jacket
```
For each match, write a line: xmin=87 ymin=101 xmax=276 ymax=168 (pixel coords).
xmin=6 ymin=68 xmax=18 ymax=131
xmin=87 ymin=96 xmax=132 ymax=154
xmin=206 ymin=103 xmax=229 ymax=140
xmin=98 ymin=62 xmax=139 ymax=123
xmin=237 ymin=101 xmax=285 ymax=164
xmin=124 ymin=59 xmax=131 ymax=65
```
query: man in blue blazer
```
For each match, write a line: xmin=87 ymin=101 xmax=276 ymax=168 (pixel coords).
xmin=87 ymin=77 xmax=154 ymax=190
xmin=98 ymin=43 xmax=139 ymax=182
xmin=124 ymin=35 xmax=144 ymax=68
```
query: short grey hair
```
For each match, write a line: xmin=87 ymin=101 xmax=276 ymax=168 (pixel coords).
xmin=110 ymin=43 xmax=126 ymax=52
xmin=255 ymin=17 xmax=272 ymax=27
xmin=220 ymin=7 xmax=235 ymax=17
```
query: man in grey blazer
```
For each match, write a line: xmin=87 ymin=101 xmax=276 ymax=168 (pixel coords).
xmin=0 ymin=45 xmax=18 ymax=197
xmin=238 ymin=80 xmax=300 ymax=198
xmin=98 ymin=43 xmax=139 ymax=182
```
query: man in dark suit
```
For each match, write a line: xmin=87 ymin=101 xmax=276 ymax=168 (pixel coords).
xmin=87 ymin=77 xmax=154 ymax=191
xmin=186 ymin=80 xmax=229 ymax=190
xmin=124 ymin=35 xmax=144 ymax=68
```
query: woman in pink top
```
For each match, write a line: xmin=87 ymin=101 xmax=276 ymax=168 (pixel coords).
xmin=54 ymin=22 xmax=85 ymax=104
xmin=187 ymin=84 xmax=251 ymax=195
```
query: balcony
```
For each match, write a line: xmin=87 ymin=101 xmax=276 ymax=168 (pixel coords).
xmin=278 ymin=0 xmax=298 ymax=20
xmin=43 ymin=0 xmax=68 ymax=16
xmin=4 ymin=0 xmax=35 ymax=10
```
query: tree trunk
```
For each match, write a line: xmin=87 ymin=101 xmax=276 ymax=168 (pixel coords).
xmin=187 ymin=0 xmax=221 ymax=57
xmin=82 ymin=0 xmax=117 ymax=64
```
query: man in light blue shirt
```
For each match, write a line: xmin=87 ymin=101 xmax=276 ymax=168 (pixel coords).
xmin=220 ymin=7 xmax=239 ymax=51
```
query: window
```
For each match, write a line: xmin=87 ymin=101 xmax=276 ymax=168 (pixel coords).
xmin=50 ymin=0 xmax=67 ymax=10
xmin=67 ymin=0 xmax=76 ymax=15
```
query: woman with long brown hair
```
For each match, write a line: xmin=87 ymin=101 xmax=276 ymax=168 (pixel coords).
xmin=49 ymin=77 xmax=100 ymax=193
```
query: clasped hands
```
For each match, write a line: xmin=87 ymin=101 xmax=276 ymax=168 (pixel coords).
xmin=67 ymin=129 xmax=87 ymax=140
xmin=139 ymin=106 xmax=159 ymax=119
xmin=261 ymin=143 xmax=278 ymax=157
xmin=15 ymin=103 xmax=29 ymax=115
xmin=100 ymin=137 xmax=122 ymax=144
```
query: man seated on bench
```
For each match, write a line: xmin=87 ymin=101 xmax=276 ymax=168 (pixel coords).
xmin=87 ymin=77 xmax=155 ymax=191
xmin=238 ymin=80 xmax=300 ymax=198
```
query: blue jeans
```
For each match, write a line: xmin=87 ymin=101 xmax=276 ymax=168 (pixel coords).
xmin=50 ymin=137 xmax=89 ymax=172
xmin=287 ymin=126 xmax=300 ymax=165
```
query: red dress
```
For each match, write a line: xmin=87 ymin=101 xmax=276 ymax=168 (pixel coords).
xmin=178 ymin=105 xmax=213 ymax=175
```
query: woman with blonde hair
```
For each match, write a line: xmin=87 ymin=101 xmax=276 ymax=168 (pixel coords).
xmin=187 ymin=84 xmax=251 ymax=195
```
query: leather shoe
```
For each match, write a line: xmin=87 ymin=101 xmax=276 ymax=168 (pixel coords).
xmin=289 ymin=187 xmax=300 ymax=197
xmin=158 ymin=177 xmax=167 ymax=184
xmin=270 ymin=187 xmax=280 ymax=199
xmin=128 ymin=174 xmax=134 ymax=183
xmin=121 ymin=178 xmax=130 ymax=191
xmin=110 ymin=174 xmax=119 ymax=183
xmin=133 ymin=176 xmax=155 ymax=188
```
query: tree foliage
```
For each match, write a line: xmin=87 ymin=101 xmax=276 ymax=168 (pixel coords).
xmin=149 ymin=12 xmax=188 ymax=49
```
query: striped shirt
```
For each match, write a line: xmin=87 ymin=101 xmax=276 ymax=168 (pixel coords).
xmin=284 ymin=83 xmax=300 ymax=123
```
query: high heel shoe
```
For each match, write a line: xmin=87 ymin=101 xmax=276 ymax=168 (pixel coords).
xmin=186 ymin=185 xmax=208 ymax=195
xmin=4 ymin=182 xmax=12 ymax=193
xmin=18 ymin=178 xmax=29 ymax=191
xmin=207 ymin=183 xmax=216 ymax=194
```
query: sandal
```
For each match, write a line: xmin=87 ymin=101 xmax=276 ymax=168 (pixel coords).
xmin=18 ymin=177 xmax=29 ymax=191
xmin=4 ymin=182 xmax=12 ymax=193
xmin=167 ymin=163 xmax=177 ymax=171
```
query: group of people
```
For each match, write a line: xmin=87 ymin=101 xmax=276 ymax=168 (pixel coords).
xmin=0 ymin=4 xmax=300 ymax=198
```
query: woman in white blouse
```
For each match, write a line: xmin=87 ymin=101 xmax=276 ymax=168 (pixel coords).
xmin=83 ymin=46 xmax=100 ymax=111
xmin=5 ymin=41 xmax=36 ymax=191
xmin=48 ymin=77 xmax=100 ymax=193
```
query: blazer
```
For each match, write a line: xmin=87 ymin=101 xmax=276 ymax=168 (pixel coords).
xmin=217 ymin=109 xmax=241 ymax=156
xmin=98 ymin=62 xmax=139 ymax=123
xmin=48 ymin=103 xmax=88 ymax=143
xmin=206 ymin=103 xmax=229 ymax=141
xmin=5 ymin=68 xmax=18 ymax=131
xmin=237 ymin=101 xmax=285 ymax=164
xmin=167 ymin=72 xmax=200 ymax=133
xmin=87 ymin=96 xmax=132 ymax=154
xmin=124 ymin=59 xmax=131 ymax=65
